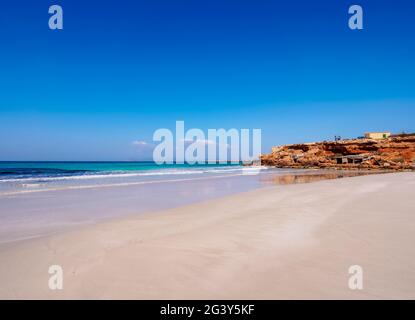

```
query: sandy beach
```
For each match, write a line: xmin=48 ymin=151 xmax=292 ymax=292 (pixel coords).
xmin=0 ymin=172 xmax=415 ymax=299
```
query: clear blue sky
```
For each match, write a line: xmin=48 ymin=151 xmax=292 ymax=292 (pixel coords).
xmin=0 ymin=0 xmax=414 ymax=160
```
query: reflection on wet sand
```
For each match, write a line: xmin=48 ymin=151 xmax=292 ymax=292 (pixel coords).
xmin=260 ymin=170 xmax=381 ymax=185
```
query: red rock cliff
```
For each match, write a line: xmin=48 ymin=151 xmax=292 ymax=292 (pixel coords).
xmin=261 ymin=134 xmax=415 ymax=171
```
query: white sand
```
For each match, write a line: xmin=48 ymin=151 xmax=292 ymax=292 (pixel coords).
xmin=0 ymin=172 xmax=414 ymax=299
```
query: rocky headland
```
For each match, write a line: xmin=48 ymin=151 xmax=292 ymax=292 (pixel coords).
xmin=261 ymin=134 xmax=415 ymax=171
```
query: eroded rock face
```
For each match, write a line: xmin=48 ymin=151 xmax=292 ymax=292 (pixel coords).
xmin=261 ymin=135 xmax=415 ymax=171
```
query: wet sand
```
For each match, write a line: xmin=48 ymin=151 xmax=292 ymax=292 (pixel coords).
xmin=0 ymin=172 xmax=414 ymax=299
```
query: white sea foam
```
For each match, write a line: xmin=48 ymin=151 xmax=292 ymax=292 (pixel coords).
xmin=0 ymin=173 xmax=249 ymax=196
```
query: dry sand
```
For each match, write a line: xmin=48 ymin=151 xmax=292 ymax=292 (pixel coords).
xmin=0 ymin=172 xmax=414 ymax=299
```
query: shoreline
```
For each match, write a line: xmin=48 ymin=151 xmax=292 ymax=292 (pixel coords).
xmin=1 ymin=172 xmax=414 ymax=299
xmin=0 ymin=168 xmax=373 ymax=245
xmin=0 ymin=171 xmax=376 ymax=247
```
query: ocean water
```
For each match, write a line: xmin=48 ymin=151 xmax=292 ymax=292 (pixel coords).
xmin=0 ymin=161 xmax=242 ymax=176
xmin=0 ymin=161 xmax=254 ymax=195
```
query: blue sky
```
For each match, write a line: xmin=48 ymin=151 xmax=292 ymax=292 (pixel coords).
xmin=0 ymin=0 xmax=414 ymax=160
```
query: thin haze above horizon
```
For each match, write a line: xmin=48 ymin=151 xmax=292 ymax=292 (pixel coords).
xmin=0 ymin=0 xmax=414 ymax=161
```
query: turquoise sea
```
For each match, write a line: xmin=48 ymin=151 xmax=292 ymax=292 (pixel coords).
xmin=0 ymin=161 xmax=241 ymax=179
xmin=0 ymin=161 xmax=249 ymax=195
